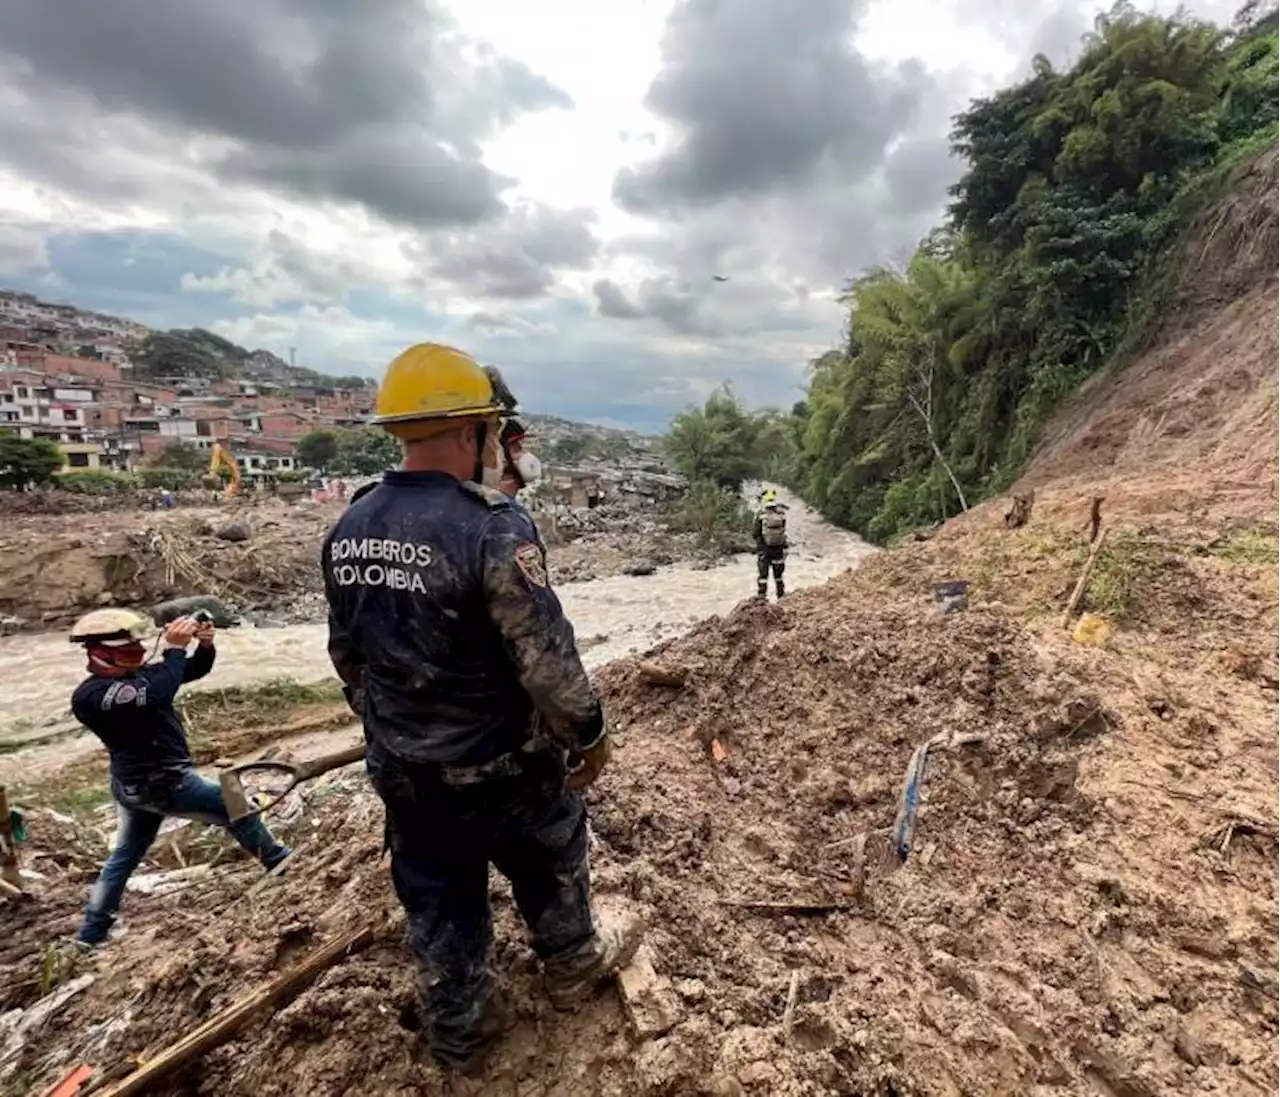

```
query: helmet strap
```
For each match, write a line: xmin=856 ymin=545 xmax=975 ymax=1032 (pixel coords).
xmin=472 ymin=420 xmax=489 ymax=485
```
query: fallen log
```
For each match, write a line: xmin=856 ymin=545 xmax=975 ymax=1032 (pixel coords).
xmin=636 ymin=661 xmax=687 ymax=688
xmin=96 ymin=923 xmax=374 ymax=1097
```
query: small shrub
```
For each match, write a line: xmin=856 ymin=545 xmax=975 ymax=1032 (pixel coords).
xmin=665 ymin=479 xmax=754 ymax=551
xmin=57 ymin=470 xmax=137 ymax=495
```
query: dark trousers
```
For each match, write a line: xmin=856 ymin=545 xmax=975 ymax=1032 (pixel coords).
xmin=757 ymin=549 xmax=785 ymax=596
xmin=366 ymin=744 xmax=594 ymax=1063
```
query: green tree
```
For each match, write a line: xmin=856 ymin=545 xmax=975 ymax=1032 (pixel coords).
xmin=790 ymin=3 xmax=1278 ymax=542
xmin=297 ymin=429 xmax=341 ymax=471
xmin=132 ymin=332 xmax=226 ymax=381
xmin=331 ymin=427 xmax=402 ymax=476
xmin=147 ymin=441 xmax=204 ymax=471
xmin=0 ymin=433 xmax=64 ymax=490
xmin=664 ymin=386 xmax=765 ymax=492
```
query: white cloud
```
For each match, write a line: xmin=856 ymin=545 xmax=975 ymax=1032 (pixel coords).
xmin=0 ymin=0 xmax=1246 ymax=428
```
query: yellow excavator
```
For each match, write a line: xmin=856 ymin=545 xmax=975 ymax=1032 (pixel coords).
xmin=203 ymin=442 xmax=242 ymax=500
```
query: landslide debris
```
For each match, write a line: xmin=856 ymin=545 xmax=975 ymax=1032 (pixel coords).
xmin=6 ymin=550 xmax=1274 ymax=1096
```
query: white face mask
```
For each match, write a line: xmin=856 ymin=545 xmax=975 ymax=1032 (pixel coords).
xmin=513 ymin=451 xmax=541 ymax=488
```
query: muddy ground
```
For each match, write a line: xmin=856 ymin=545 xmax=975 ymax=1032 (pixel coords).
xmin=2 ymin=477 xmax=1275 ymax=1097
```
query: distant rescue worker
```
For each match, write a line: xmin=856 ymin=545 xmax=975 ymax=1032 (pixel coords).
xmin=754 ymin=488 xmax=789 ymax=600
xmin=68 ymin=609 xmax=291 ymax=949
xmin=321 ymin=343 xmax=641 ymax=1074
xmin=497 ymin=417 xmax=543 ymax=498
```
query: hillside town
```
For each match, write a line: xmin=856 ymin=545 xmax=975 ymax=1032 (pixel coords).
xmin=0 ymin=290 xmax=375 ymax=484
xmin=0 ymin=290 xmax=665 ymax=495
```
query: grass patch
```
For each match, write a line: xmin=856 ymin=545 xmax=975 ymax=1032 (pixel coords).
xmin=1083 ymin=535 xmax=1153 ymax=621
xmin=1210 ymin=529 xmax=1280 ymax=566
xmin=180 ymin=677 xmax=346 ymax=738
xmin=15 ymin=779 xmax=113 ymax=819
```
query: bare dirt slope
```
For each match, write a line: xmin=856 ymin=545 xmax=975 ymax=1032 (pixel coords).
xmin=1024 ymin=147 xmax=1278 ymax=504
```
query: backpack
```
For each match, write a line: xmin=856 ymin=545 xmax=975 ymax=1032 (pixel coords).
xmin=760 ymin=507 xmax=787 ymax=547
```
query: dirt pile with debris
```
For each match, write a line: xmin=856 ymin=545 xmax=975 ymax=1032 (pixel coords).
xmin=5 ymin=538 xmax=1274 ymax=1096
xmin=0 ymin=501 xmax=346 ymax=631
xmin=0 ymin=490 xmax=727 ymax=630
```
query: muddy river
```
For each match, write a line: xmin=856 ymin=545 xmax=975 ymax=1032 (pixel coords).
xmin=0 ymin=488 xmax=874 ymax=778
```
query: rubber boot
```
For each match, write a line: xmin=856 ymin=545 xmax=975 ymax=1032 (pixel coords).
xmin=544 ymin=912 xmax=644 ymax=1010
xmin=775 ymin=580 xmax=785 ymax=599
xmin=756 ymin=582 xmax=768 ymax=600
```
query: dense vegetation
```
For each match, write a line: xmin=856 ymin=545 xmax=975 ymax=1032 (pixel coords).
xmin=296 ymin=426 xmax=401 ymax=475
xmin=782 ymin=2 xmax=1277 ymax=542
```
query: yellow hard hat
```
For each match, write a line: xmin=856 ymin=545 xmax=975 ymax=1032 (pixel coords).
xmin=70 ymin=608 xmax=152 ymax=646
xmin=373 ymin=344 xmax=508 ymax=435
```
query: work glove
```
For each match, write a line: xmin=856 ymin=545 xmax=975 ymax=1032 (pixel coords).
xmin=565 ymin=732 xmax=612 ymax=792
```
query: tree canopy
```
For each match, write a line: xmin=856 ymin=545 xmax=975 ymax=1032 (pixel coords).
xmin=0 ymin=433 xmax=64 ymax=490
xmin=664 ymin=386 xmax=784 ymax=493
xmin=787 ymin=2 xmax=1278 ymax=542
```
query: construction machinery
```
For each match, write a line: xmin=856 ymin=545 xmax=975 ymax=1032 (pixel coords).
xmin=203 ymin=442 xmax=242 ymax=499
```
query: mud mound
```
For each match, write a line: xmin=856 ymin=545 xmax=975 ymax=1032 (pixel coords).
xmin=5 ymin=560 xmax=1274 ymax=1095
xmin=1025 ymin=145 xmax=1279 ymax=489
xmin=0 ymin=504 xmax=341 ymax=628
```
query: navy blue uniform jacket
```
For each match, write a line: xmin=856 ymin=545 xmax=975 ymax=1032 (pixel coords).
xmin=321 ymin=471 xmax=603 ymax=766
xmin=71 ymin=644 xmax=215 ymax=784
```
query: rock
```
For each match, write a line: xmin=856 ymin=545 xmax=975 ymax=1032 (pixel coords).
xmin=151 ymin=595 xmax=239 ymax=628
xmin=95 ymin=591 xmax=114 ymax=605
xmin=625 ymin=559 xmax=656 ymax=577
xmin=215 ymin=520 xmax=251 ymax=543
xmin=618 ymin=945 xmax=683 ymax=1038
xmin=0 ymin=616 xmax=27 ymax=636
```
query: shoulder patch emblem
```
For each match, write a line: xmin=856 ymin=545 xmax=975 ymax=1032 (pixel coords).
xmin=513 ymin=541 xmax=548 ymax=588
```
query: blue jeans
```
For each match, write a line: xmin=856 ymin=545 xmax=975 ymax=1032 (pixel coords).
xmin=76 ymin=768 xmax=291 ymax=945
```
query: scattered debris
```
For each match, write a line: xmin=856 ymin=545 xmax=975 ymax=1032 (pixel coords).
xmin=94 ymin=924 xmax=375 ymax=1097
xmin=636 ymin=661 xmax=688 ymax=688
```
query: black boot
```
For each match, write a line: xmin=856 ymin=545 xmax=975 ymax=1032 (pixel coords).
xmin=775 ymin=581 xmax=785 ymax=599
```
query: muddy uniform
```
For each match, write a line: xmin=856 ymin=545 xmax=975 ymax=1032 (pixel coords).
xmin=322 ymin=470 xmax=604 ymax=1066
xmin=753 ymin=507 xmax=787 ymax=598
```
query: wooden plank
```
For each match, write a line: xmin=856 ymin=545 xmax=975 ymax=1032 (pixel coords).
xmin=97 ymin=923 xmax=374 ymax=1097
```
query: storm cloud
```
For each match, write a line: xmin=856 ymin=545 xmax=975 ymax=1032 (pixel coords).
xmin=614 ymin=0 xmax=931 ymax=213
xmin=0 ymin=0 xmax=570 ymax=228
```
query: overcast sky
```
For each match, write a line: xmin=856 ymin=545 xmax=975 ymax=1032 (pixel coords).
xmin=0 ymin=0 xmax=1240 ymax=431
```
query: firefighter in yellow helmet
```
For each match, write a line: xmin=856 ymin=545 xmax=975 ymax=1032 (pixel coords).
xmin=323 ymin=343 xmax=640 ymax=1075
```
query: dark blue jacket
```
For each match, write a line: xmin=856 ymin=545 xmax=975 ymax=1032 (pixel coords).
xmin=71 ymin=645 xmax=215 ymax=784
xmin=321 ymin=471 xmax=603 ymax=766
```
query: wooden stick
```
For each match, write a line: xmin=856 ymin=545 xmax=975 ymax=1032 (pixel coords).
xmin=636 ymin=661 xmax=687 ymax=688
xmin=96 ymin=923 xmax=374 ymax=1097
xmin=782 ymin=971 xmax=801 ymax=1036
xmin=722 ymin=899 xmax=851 ymax=916
xmin=1061 ymin=527 xmax=1108 ymax=629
